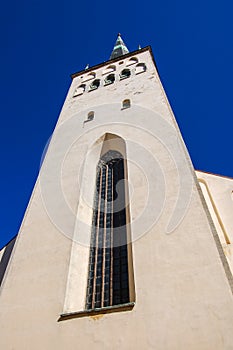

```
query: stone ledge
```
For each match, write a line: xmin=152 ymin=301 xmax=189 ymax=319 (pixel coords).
xmin=58 ymin=302 xmax=135 ymax=321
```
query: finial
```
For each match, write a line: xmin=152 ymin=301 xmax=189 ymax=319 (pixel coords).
xmin=85 ymin=64 xmax=89 ymax=70
xmin=138 ymin=44 xmax=141 ymax=50
xmin=118 ymin=33 xmax=121 ymax=37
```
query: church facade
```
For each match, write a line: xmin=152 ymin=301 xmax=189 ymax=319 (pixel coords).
xmin=0 ymin=35 xmax=233 ymax=349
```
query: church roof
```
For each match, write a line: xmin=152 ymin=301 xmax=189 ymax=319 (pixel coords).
xmin=110 ymin=33 xmax=129 ymax=59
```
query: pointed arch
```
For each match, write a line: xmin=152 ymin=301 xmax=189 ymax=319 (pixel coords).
xmin=62 ymin=133 xmax=135 ymax=316
xmin=86 ymin=133 xmax=135 ymax=310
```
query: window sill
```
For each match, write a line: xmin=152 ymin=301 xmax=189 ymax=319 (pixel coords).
xmin=135 ymin=70 xmax=146 ymax=75
xmin=59 ymin=302 xmax=135 ymax=321
xmin=73 ymin=93 xmax=84 ymax=97
xmin=104 ymin=81 xmax=114 ymax=86
xmin=120 ymin=76 xmax=130 ymax=80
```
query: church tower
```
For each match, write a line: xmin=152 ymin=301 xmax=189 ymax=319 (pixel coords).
xmin=0 ymin=35 xmax=233 ymax=349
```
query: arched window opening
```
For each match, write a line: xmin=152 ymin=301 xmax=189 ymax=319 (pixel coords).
xmin=73 ymin=84 xmax=86 ymax=97
xmin=89 ymin=79 xmax=100 ymax=91
xmin=120 ymin=69 xmax=131 ymax=80
xmin=86 ymin=147 xmax=132 ymax=310
xmin=135 ymin=63 xmax=146 ymax=75
xmin=83 ymin=72 xmax=96 ymax=82
xmin=126 ymin=57 xmax=138 ymax=66
xmin=104 ymin=74 xmax=115 ymax=86
xmin=122 ymin=99 xmax=131 ymax=109
xmin=102 ymin=65 xmax=116 ymax=75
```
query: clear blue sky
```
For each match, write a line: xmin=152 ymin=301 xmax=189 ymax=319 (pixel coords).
xmin=1 ymin=0 xmax=233 ymax=248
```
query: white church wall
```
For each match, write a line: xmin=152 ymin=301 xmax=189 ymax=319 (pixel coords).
xmin=196 ymin=170 xmax=233 ymax=274
xmin=0 ymin=47 xmax=233 ymax=349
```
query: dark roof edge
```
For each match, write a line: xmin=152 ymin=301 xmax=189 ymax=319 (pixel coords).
xmin=196 ymin=169 xmax=233 ymax=180
xmin=71 ymin=46 xmax=157 ymax=79
xmin=0 ymin=234 xmax=18 ymax=252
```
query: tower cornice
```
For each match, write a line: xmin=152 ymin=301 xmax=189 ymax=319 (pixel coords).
xmin=71 ymin=46 xmax=157 ymax=79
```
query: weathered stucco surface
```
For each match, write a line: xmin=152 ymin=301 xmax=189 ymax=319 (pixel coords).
xmin=197 ymin=170 xmax=233 ymax=274
xmin=0 ymin=48 xmax=233 ymax=350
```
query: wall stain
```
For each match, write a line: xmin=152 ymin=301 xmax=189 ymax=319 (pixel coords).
xmin=90 ymin=314 xmax=104 ymax=321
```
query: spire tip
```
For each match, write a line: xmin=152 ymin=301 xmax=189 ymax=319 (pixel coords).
xmin=110 ymin=34 xmax=129 ymax=60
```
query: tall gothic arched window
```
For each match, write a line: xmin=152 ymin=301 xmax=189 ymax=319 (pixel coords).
xmin=86 ymin=150 xmax=130 ymax=309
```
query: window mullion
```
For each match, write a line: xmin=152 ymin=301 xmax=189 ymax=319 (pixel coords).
xmin=92 ymin=166 xmax=103 ymax=309
xmin=101 ymin=164 xmax=108 ymax=308
xmin=110 ymin=165 xmax=114 ymax=306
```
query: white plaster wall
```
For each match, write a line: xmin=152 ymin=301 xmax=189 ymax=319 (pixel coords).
xmin=196 ymin=170 xmax=233 ymax=274
xmin=0 ymin=49 xmax=233 ymax=350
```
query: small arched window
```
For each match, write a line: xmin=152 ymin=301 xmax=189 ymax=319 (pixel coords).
xmin=73 ymin=84 xmax=86 ymax=97
xmin=122 ymin=99 xmax=131 ymax=109
xmin=102 ymin=65 xmax=116 ymax=75
xmin=135 ymin=63 xmax=146 ymax=75
xmin=120 ymin=69 xmax=131 ymax=80
xmin=104 ymin=74 xmax=115 ymax=86
xmin=89 ymin=79 xmax=100 ymax=91
xmin=126 ymin=57 xmax=138 ymax=66
xmin=83 ymin=72 xmax=96 ymax=82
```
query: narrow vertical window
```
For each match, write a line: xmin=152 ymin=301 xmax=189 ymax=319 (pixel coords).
xmin=86 ymin=150 xmax=130 ymax=309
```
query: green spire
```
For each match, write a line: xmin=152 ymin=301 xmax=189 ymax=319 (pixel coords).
xmin=110 ymin=33 xmax=129 ymax=59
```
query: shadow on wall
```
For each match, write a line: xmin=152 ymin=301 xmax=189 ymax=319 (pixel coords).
xmin=0 ymin=236 xmax=17 ymax=287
